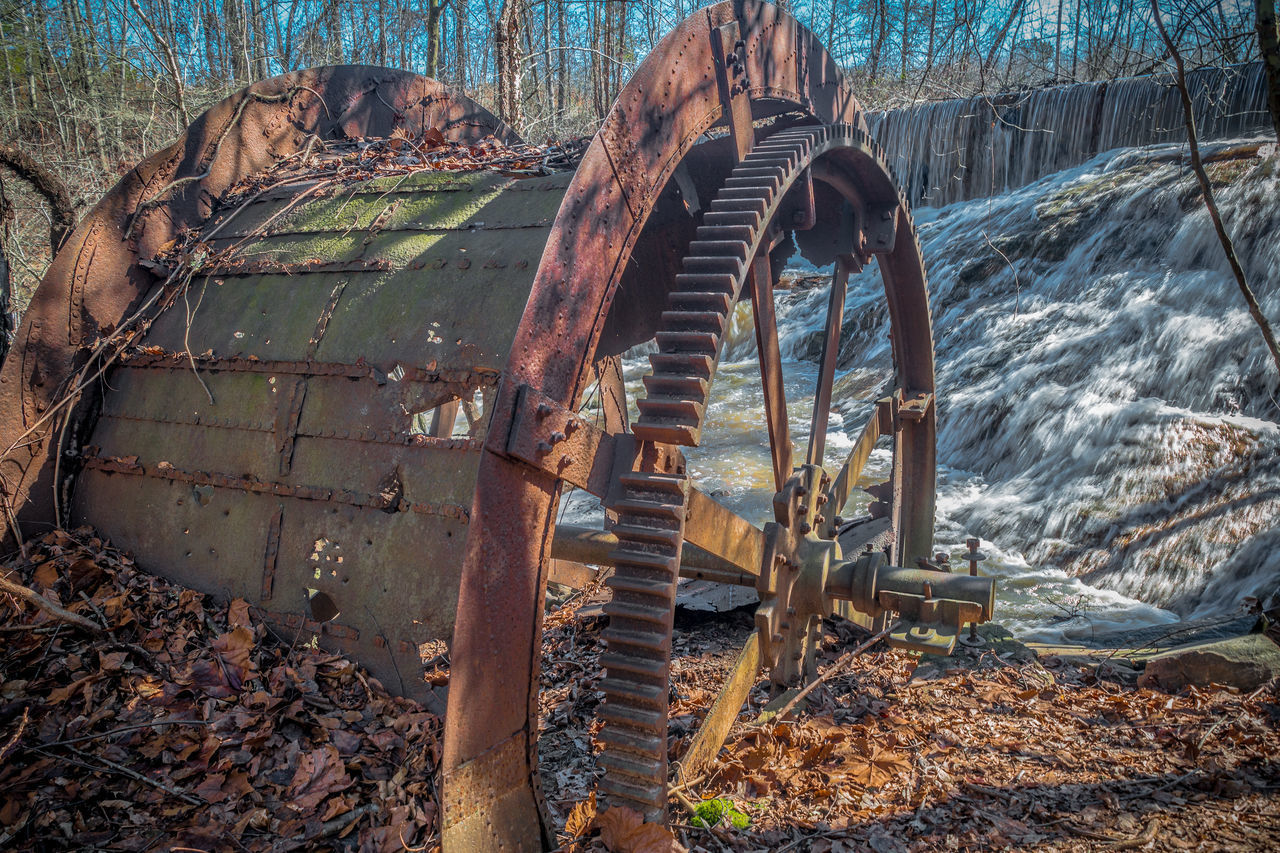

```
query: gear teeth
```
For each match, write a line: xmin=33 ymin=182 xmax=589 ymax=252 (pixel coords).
xmin=597 ymin=467 xmax=689 ymax=821
xmin=599 ymin=122 xmax=926 ymax=823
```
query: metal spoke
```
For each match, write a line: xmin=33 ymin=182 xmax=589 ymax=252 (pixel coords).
xmin=750 ymin=253 xmax=793 ymax=493
xmin=674 ymin=632 xmax=762 ymax=782
xmin=822 ymin=399 xmax=885 ymax=529
xmin=805 ymin=258 xmax=850 ymax=467
xmin=550 ymin=523 xmax=757 ymax=587
xmin=684 ymin=486 xmax=766 ymax=579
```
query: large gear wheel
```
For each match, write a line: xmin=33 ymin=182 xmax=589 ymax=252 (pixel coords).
xmin=597 ymin=122 xmax=943 ymax=818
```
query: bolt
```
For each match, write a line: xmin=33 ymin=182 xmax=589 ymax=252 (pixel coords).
xmin=771 ymin=633 xmax=783 ymax=644
xmin=967 ymin=538 xmax=982 ymax=642
xmin=536 ymin=403 xmax=552 ymax=418
xmin=774 ymin=554 xmax=786 ymax=565
xmin=564 ymin=420 xmax=579 ymax=434
xmin=559 ymin=454 xmax=573 ymax=467
xmin=535 ymin=441 xmax=552 ymax=455
xmin=550 ymin=430 xmax=566 ymax=443
xmin=799 ymin=522 xmax=812 ymax=534
xmin=834 ymin=516 xmax=846 ymax=527
xmin=798 ymin=504 xmax=809 ymax=515
xmin=786 ymin=606 xmax=797 ymax=615
xmin=780 ymin=621 xmax=790 ymax=630
xmin=816 ymin=494 xmax=828 ymax=506
xmin=815 ymin=515 xmax=825 ymax=526
xmin=792 ymin=650 xmax=803 ymax=660
xmin=922 ymin=581 xmax=933 ymax=601
xmin=795 ymin=485 xmax=807 ymax=498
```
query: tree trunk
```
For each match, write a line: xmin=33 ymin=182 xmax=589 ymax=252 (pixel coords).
xmin=426 ymin=0 xmax=445 ymax=79
xmin=495 ymin=0 xmax=521 ymax=127
xmin=0 ymin=174 xmax=10 ymax=368
xmin=901 ymin=0 xmax=911 ymax=80
xmin=1259 ymin=0 xmax=1280 ymax=142
xmin=983 ymin=0 xmax=1026 ymax=77
xmin=556 ymin=0 xmax=566 ymax=117
xmin=225 ymin=0 xmax=249 ymax=82
xmin=251 ymin=0 xmax=270 ymax=79
xmin=455 ymin=0 xmax=468 ymax=88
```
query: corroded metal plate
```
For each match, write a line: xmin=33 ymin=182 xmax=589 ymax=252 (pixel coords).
xmin=73 ymin=169 xmax=570 ymax=707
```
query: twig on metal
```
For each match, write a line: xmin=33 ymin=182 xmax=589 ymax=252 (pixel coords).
xmin=124 ymin=87 xmax=295 ymax=239
xmin=182 ymin=277 xmax=214 ymax=404
xmin=1150 ymin=0 xmax=1280 ymax=377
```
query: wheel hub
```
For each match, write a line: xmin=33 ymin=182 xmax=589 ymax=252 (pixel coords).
xmin=757 ymin=463 xmax=842 ymax=688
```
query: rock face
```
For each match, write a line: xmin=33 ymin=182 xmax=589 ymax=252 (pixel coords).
xmin=1138 ymin=633 xmax=1280 ymax=692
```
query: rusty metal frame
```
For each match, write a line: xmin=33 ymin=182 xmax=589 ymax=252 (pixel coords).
xmin=441 ymin=3 xmax=898 ymax=847
xmin=0 ymin=4 xmax=940 ymax=849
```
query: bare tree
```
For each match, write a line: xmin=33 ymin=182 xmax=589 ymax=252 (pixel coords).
xmin=1260 ymin=0 xmax=1280 ymax=141
xmin=0 ymin=172 xmax=11 ymax=366
xmin=1151 ymin=0 xmax=1280 ymax=377
xmin=495 ymin=0 xmax=522 ymax=126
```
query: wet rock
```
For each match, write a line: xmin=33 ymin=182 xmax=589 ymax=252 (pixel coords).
xmin=1086 ymin=614 xmax=1257 ymax=651
xmin=1137 ymin=633 xmax=1280 ymax=692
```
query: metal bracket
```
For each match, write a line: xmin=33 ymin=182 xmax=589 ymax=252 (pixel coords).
xmin=504 ymin=382 xmax=682 ymax=502
xmin=504 ymin=383 xmax=618 ymax=498
xmin=711 ymin=20 xmax=755 ymax=163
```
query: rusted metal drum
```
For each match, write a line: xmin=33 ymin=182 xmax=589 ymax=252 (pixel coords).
xmin=73 ymin=168 xmax=574 ymax=713
xmin=0 ymin=4 xmax=989 ymax=851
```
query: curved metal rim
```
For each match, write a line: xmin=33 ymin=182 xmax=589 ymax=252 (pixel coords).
xmin=441 ymin=2 xmax=930 ymax=847
xmin=0 ymin=66 xmax=516 ymax=540
xmin=598 ymin=123 xmax=937 ymax=818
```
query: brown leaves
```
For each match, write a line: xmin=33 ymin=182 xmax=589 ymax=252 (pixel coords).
xmin=287 ymin=745 xmax=353 ymax=812
xmin=591 ymin=806 xmax=686 ymax=853
xmin=217 ymin=129 xmax=587 ymax=209
xmin=0 ymin=527 xmax=440 ymax=851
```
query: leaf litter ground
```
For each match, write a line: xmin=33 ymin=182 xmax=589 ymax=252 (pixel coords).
xmin=2 ymin=531 xmax=1277 ymax=851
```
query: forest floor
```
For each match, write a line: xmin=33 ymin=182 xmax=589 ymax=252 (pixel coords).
xmin=0 ymin=529 xmax=1277 ymax=852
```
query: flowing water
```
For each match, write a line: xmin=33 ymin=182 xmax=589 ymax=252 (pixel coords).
xmin=567 ymin=135 xmax=1280 ymax=646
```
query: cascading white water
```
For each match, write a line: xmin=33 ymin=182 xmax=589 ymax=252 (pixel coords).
xmin=743 ymin=138 xmax=1280 ymax=643
xmin=869 ymin=63 xmax=1270 ymax=209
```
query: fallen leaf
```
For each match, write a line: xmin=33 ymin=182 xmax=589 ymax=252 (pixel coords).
xmin=592 ymin=806 xmax=686 ymax=853
xmin=564 ymin=791 xmax=596 ymax=838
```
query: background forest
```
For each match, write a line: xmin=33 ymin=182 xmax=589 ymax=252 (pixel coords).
xmin=0 ymin=0 xmax=1269 ymax=324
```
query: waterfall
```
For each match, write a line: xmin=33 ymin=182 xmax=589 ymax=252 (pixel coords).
xmin=768 ymin=137 xmax=1280 ymax=640
xmin=869 ymin=63 xmax=1272 ymax=209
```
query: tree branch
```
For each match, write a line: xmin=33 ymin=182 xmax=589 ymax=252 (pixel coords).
xmin=1259 ymin=0 xmax=1280 ymax=141
xmin=0 ymin=570 xmax=104 ymax=633
xmin=1151 ymin=0 xmax=1280 ymax=377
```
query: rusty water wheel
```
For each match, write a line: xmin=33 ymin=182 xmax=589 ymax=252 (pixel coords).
xmin=0 ymin=4 xmax=953 ymax=851
xmin=585 ymin=123 xmax=938 ymax=821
